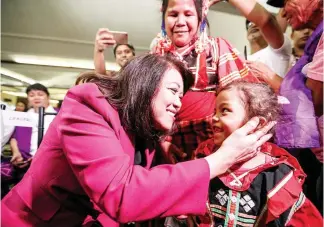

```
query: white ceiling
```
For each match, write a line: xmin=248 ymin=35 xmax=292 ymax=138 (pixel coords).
xmin=1 ymin=0 xmax=279 ymax=101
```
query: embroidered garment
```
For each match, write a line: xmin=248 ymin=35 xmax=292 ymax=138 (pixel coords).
xmin=154 ymin=37 xmax=258 ymax=159
xmin=193 ymin=141 xmax=323 ymax=227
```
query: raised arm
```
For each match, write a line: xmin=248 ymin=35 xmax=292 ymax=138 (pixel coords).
xmin=210 ymin=0 xmax=284 ymax=49
xmin=94 ymin=28 xmax=116 ymax=74
xmin=232 ymin=0 xmax=284 ymax=49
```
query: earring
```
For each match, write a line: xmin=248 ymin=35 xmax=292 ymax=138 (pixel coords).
xmin=161 ymin=20 xmax=167 ymax=37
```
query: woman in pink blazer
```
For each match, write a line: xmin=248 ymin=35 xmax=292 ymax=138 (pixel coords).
xmin=1 ymin=54 xmax=274 ymax=227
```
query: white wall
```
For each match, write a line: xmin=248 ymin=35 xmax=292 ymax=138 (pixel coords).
xmin=208 ymin=10 xmax=248 ymax=55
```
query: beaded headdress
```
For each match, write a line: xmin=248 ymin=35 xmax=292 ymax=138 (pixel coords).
xmin=152 ymin=0 xmax=216 ymax=90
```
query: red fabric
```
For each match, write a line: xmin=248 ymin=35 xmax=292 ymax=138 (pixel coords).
xmin=266 ymin=171 xmax=303 ymax=222
xmin=285 ymin=198 xmax=323 ymax=227
xmin=196 ymin=51 xmax=209 ymax=89
xmin=169 ymin=37 xmax=259 ymax=160
xmin=1 ymin=83 xmax=211 ymax=227
xmin=196 ymin=141 xmax=306 ymax=191
xmin=176 ymin=91 xmax=215 ymax=121
xmin=194 ymin=141 xmax=322 ymax=226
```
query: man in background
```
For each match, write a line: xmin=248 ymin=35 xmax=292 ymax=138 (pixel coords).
xmin=290 ymin=27 xmax=314 ymax=67
xmin=94 ymin=28 xmax=136 ymax=74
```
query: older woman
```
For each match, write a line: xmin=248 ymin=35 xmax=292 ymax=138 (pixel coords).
xmin=94 ymin=0 xmax=285 ymax=162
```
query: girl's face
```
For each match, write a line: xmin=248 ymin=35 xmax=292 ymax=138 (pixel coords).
xmin=164 ymin=0 xmax=199 ymax=49
xmin=152 ymin=67 xmax=184 ymax=132
xmin=212 ymin=89 xmax=247 ymax=146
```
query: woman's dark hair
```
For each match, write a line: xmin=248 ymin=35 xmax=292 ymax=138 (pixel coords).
xmin=217 ymin=81 xmax=280 ymax=132
xmin=76 ymin=53 xmax=194 ymax=139
xmin=161 ymin=0 xmax=206 ymax=28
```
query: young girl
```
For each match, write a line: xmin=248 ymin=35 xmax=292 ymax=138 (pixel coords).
xmin=169 ymin=81 xmax=323 ymax=227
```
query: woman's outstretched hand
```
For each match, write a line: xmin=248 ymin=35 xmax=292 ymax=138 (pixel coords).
xmin=205 ymin=117 xmax=276 ymax=179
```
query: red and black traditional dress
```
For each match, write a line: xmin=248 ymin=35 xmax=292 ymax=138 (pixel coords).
xmin=194 ymin=140 xmax=323 ymax=227
xmin=152 ymin=36 xmax=259 ymax=159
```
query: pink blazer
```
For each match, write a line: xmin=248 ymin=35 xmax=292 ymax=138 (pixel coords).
xmin=1 ymin=83 xmax=210 ymax=227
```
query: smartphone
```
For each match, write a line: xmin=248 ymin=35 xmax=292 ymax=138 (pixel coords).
xmin=16 ymin=160 xmax=29 ymax=166
xmin=111 ymin=31 xmax=128 ymax=45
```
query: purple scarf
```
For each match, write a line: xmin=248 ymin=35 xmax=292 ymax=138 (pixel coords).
xmin=275 ymin=21 xmax=323 ymax=148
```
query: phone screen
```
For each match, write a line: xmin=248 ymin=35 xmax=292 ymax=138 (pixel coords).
xmin=111 ymin=31 xmax=128 ymax=45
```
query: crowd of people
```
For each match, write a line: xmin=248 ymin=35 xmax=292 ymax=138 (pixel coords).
xmin=1 ymin=0 xmax=323 ymax=226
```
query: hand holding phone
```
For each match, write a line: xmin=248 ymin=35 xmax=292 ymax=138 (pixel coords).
xmin=95 ymin=28 xmax=117 ymax=52
xmin=95 ymin=28 xmax=128 ymax=52
xmin=110 ymin=31 xmax=128 ymax=45
xmin=15 ymin=158 xmax=32 ymax=168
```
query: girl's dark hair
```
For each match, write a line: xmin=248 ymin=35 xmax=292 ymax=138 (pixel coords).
xmin=161 ymin=0 xmax=206 ymax=27
xmin=217 ymin=81 xmax=280 ymax=131
xmin=76 ymin=54 xmax=194 ymax=139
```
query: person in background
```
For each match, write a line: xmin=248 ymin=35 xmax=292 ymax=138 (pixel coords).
xmin=9 ymin=83 xmax=57 ymax=167
xmin=246 ymin=27 xmax=314 ymax=93
xmin=0 ymin=101 xmax=15 ymax=150
xmin=113 ymin=44 xmax=135 ymax=67
xmin=245 ymin=19 xmax=268 ymax=55
xmin=289 ymin=27 xmax=314 ymax=68
xmin=249 ymin=0 xmax=323 ymax=214
xmin=94 ymin=28 xmax=136 ymax=74
xmin=304 ymin=34 xmax=323 ymax=214
xmin=15 ymin=101 xmax=27 ymax=112
xmin=2 ymin=85 xmax=56 ymax=197
xmin=1 ymin=54 xmax=275 ymax=227
xmin=237 ymin=0 xmax=292 ymax=78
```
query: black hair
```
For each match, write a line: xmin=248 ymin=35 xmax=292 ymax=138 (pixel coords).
xmin=76 ymin=53 xmax=194 ymax=139
xmin=161 ymin=0 xmax=208 ymax=30
xmin=26 ymin=83 xmax=50 ymax=96
xmin=113 ymin=44 xmax=136 ymax=57
xmin=217 ymin=81 xmax=280 ymax=133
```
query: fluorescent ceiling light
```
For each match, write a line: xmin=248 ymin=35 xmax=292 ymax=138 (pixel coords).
xmin=0 ymin=79 xmax=24 ymax=86
xmin=10 ymin=54 xmax=120 ymax=71
xmin=2 ymin=91 xmax=27 ymax=97
xmin=0 ymin=68 xmax=36 ymax=84
xmin=2 ymin=91 xmax=59 ymax=104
